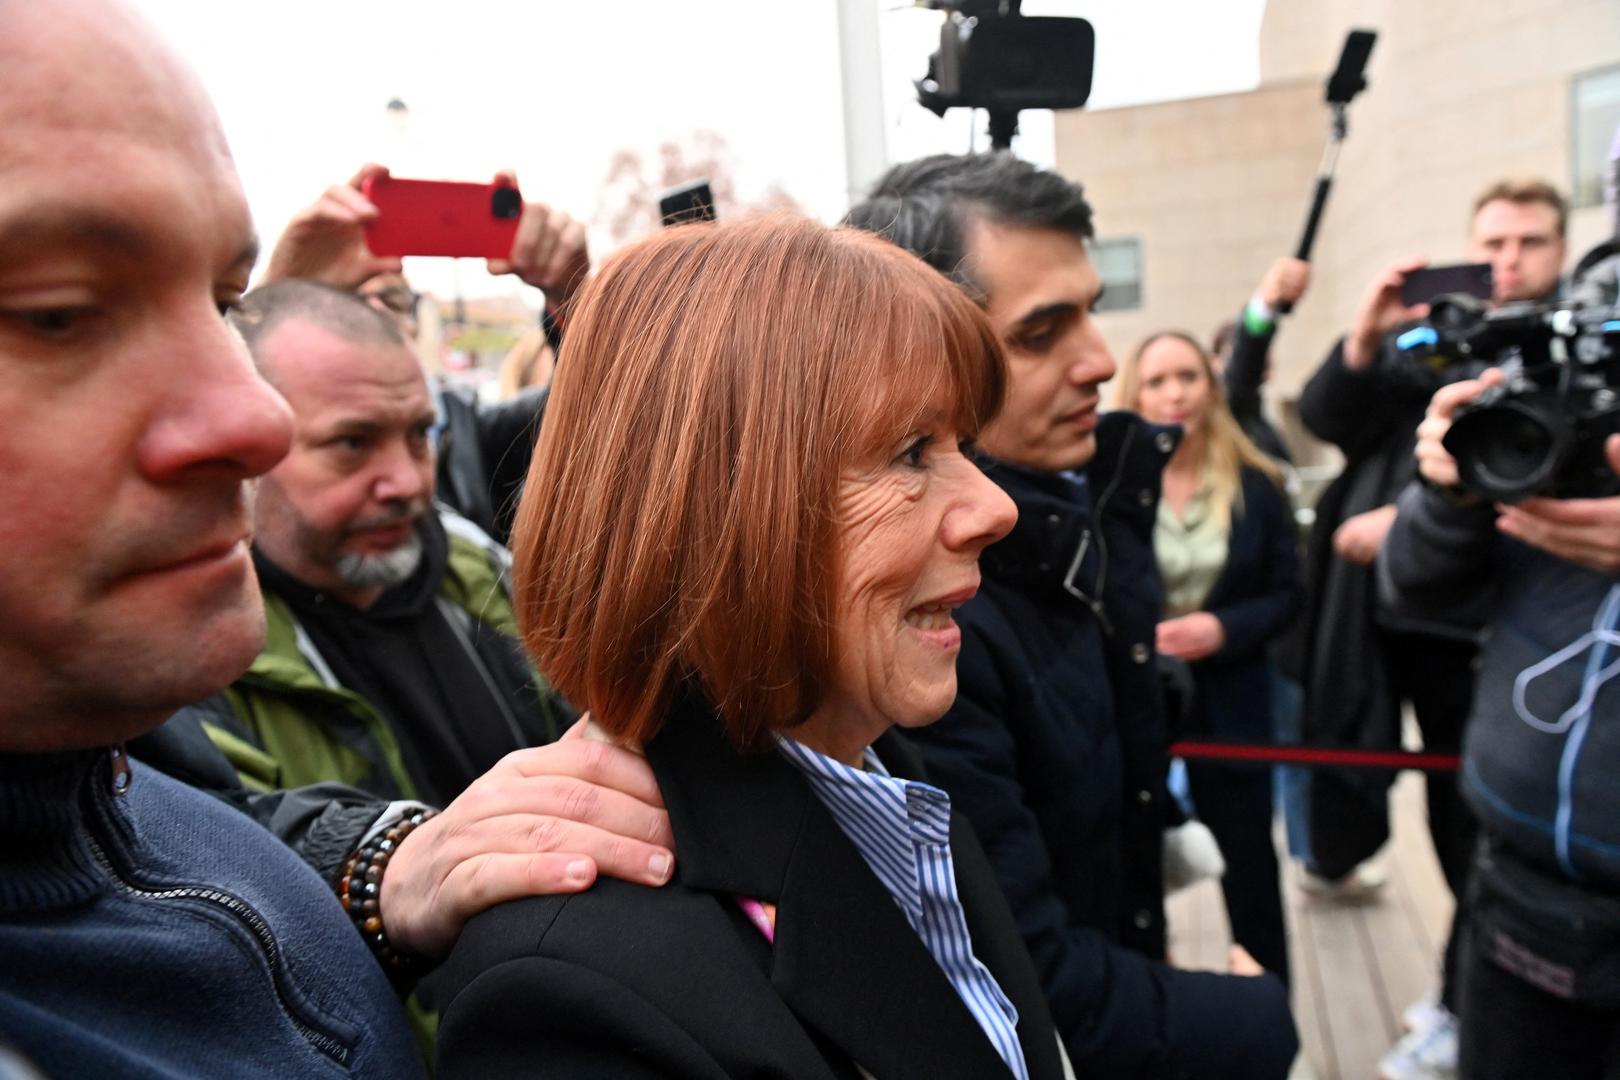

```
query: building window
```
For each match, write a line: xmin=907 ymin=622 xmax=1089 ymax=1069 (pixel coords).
xmin=1091 ymin=237 xmax=1142 ymax=313
xmin=1572 ymin=64 xmax=1620 ymax=209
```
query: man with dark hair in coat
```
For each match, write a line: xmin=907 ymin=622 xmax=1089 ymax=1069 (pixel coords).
xmin=847 ymin=152 xmax=1298 ymax=1079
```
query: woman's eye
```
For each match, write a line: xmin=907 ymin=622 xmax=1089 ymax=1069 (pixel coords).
xmin=900 ymin=435 xmax=931 ymax=468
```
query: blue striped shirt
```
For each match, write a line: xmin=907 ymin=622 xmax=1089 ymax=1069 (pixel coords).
xmin=776 ymin=736 xmax=1030 ymax=1080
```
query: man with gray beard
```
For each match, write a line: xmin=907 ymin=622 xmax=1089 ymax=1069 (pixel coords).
xmin=169 ymin=280 xmax=561 ymax=808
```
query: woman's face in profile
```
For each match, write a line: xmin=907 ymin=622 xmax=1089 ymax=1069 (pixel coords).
xmin=816 ymin=406 xmax=1017 ymax=745
xmin=1135 ymin=336 xmax=1213 ymax=434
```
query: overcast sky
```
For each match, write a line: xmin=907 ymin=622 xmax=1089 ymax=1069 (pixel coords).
xmin=133 ymin=0 xmax=1265 ymax=299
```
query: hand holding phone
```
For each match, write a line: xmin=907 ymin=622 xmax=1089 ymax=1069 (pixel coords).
xmin=262 ymin=163 xmax=403 ymax=289
xmin=361 ymin=175 xmax=524 ymax=260
xmin=489 ymin=171 xmax=592 ymax=308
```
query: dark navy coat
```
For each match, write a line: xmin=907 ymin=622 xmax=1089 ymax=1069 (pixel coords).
xmin=1185 ymin=467 xmax=1304 ymax=750
xmin=904 ymin=412 xmax=1298 ymax=1079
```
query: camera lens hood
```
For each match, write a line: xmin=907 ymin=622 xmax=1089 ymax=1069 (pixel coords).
xmin=1445 ymin=398 xmax=1571 ymax=503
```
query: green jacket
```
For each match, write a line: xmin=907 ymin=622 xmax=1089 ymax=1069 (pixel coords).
xmin=198 ymin=517 xmax=556 ymax=800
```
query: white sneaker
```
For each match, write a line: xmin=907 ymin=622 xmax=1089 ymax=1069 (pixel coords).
xmin=1298 ymin=860 xmax=1387 ymax=903
xmin=1377 ymin=1010 xmax=1458 ymax=1080
xmin=1401 ymin=990 xmax=1447 ymax=1034
xmin=1163 ymin=820 xmax=1225 ymax=894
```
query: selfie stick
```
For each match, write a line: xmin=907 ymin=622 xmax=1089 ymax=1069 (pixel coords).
xmin=1281 ymin=29 xmax=1377 ymax=313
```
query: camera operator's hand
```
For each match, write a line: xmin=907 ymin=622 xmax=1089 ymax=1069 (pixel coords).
xmin=1332 ymin=504 xmax=1399 ymax=565
xmin=1344 ymin=256 xmax=1432 ymax=371
xmin=1495 ymin=435 xmax=1620 ymax=576
xmin=1258 ymin=257 xmax=1311 ymax=310
xmin=379 ymin=718 xmax=675 ymax=960
xmin=262 ymin=163 xmax=403 ymax=291
xmin=486 ymin=169 xmax=591 ymax=312
xmin=1156 ymin=612 xmax=1226 ymax=661
xmin=1414 ymin=370 xmax=1507 ymax=488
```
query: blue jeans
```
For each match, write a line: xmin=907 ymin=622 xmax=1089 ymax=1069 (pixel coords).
xmin=1269 ymin=663 xmax=1312 ymax=865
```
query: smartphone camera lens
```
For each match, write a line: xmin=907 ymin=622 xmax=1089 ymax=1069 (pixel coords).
xmin=491 ymin=187 xmax=522 ymax=220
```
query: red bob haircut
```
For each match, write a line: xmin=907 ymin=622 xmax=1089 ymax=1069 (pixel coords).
xmin=511 ymin=214 xmax=1005 ymax=750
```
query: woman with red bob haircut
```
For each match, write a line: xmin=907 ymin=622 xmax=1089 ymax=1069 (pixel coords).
xmin=434 ymin=215 xmax=1074 ymax=1079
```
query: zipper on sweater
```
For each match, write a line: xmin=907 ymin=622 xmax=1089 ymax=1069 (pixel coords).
xmin=81 ymin=828 xmax=355 ymax=1067
xmin=109 ymin=746 xmax=132 ymax=795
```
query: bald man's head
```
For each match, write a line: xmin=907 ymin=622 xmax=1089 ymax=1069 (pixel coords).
xmin=231 ymin=279 xmax=411 ymax=388
xmin=1 ymin=0 xmax=235 ymax=172
xmin=0 ymin=0 xmax=293 ymax=749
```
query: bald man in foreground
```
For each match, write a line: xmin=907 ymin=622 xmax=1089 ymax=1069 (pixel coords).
xmin=0 ymin=3 xmax=672 ymax=1075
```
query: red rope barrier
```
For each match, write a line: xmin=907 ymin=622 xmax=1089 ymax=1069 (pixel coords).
xmin=1169 ymin=740 xmax=1461 ymax=772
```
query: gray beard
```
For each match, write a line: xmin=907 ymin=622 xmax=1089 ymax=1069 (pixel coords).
xmin=334 ymin=529 xmax=424 ymax=590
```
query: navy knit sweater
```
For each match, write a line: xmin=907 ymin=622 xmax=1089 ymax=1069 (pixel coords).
xmin=0 ymin=746 xmax=424 ymax=1078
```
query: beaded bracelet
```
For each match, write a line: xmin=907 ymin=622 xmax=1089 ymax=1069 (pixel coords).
xmin=337 ymin=807 xmax=439 ymax=984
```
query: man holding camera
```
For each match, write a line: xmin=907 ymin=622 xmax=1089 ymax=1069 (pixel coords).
xmin=1295 ymin=177 xmax=1568 ymax=1080
xmin=1382 ymin=368 xmax=1620 ymax=1077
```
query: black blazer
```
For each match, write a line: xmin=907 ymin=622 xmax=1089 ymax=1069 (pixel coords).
xmin=435 ymin=699 xmax=1067 ymax=1079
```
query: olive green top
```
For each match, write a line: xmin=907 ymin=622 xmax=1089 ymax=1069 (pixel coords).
xmin=1154 ymin=483 xmax=1230 ymax=617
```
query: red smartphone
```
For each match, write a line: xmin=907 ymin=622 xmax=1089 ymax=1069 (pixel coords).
xmin=361 ymin=175 xmax=522 ymax=259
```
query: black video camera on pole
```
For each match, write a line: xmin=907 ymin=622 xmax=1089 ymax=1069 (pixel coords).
xmin=1394 ymin=298 xmax=1620 ymax=502
xmin=913 ymin=1 xmax=1094 ymax=151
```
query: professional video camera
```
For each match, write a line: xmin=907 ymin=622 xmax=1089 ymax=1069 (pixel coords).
xmin=1394 ymin=295 xmax=1620 ymax=502
xmin=1384 ymin=296 xmax=1496 ymax=392
xmin=913 ymin=1 xmax=1093 ymax=149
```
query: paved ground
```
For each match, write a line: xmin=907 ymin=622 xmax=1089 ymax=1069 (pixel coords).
xmin=1166 ymin=771 xmax=1455 ymax=1080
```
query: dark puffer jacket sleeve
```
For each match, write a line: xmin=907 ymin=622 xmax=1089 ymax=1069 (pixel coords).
xmin=1225 ymin=321 xmax=1292 ymax=464
xmin=1298 ymin=338 xmax=1400 ymax=459
xmin=921 ymin=621 xmax=1299 ymax=1078
xmin=1380 ymin=480 xmax=1501 ymax=608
